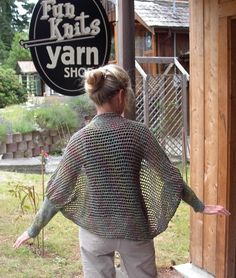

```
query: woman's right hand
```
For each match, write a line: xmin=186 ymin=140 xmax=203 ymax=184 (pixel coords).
xmin=13 ymin=231 xmax=31 ymax=249
xmin=203 ymin=205 xmax=230 ymax=216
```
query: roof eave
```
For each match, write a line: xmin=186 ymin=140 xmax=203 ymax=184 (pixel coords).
xmin=135 ymin=12 xmax=155 ymax=34
xmin=153 ymin=25 xmax=189 ymax=31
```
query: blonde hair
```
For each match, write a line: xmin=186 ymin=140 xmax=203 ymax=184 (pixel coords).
xmin=84 ymin=64 xmax=133 ymax=106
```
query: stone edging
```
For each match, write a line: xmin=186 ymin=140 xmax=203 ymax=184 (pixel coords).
xmin=0 ymin=130 xmax=65 ymax=159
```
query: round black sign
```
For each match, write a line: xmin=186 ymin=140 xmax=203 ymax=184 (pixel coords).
xmin=26 ymin=0 xmax=111 ymax=96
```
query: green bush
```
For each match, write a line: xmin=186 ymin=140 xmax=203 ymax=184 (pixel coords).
xmin=34 ymin=102 xmax=80 ymax=132
xmin=0 ymin=105 xmax=35 ymax=135
xmin=0 ymin=115 xmax=12 ymax=140
xmin=0 ymin=123 xmax=7 ymax=141
xmin=0 ymin=67 xmax=27 ymax=108
xmin=0 ymin=95 xmax=95 ymax=141
xmin=68 ymin=94 xmax=96 ymax=116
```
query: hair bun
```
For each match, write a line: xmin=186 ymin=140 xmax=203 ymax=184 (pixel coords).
xmin=85 ymin=69 xmax=105 ymax=95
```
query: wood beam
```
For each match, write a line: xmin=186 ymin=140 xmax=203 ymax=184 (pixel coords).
xmin=189 ymin=0 xmax=205 ymax=268
xmin=117 ymin=0 xmax=136 ymax=120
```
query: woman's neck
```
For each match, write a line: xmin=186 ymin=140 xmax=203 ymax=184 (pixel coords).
xmin=96 ymin=103 xmax=122 ymax=115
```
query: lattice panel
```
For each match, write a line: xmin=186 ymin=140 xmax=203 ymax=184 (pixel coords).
xmin=135 ymin=74 xmax=186 ymax=158
xmin=135 ymin=73 xmax=145 ymax=123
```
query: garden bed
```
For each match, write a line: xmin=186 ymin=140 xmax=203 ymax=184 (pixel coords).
xmin=0 ymin=130 xmax=64 ymax=159
xmin=0 ymin=95 xmax=96 ymax=159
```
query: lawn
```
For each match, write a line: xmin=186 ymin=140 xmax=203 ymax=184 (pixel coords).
xmin=0 ymin=170 xmax=190 ymax=277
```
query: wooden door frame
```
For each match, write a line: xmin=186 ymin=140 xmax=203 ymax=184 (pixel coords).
xmin=217 ymin=15 xmax=236 ymax=278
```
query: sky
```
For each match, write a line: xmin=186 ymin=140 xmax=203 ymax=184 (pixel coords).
xmin=17 ymin=0 xmax=37 ymax=15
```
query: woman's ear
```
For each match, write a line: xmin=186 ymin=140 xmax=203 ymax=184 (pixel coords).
xmin=118 ymin=89 xmax=125 ymax=105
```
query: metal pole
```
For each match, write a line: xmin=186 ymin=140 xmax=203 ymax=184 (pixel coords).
xmin=117 ymin=0 xmax=136 ymax=120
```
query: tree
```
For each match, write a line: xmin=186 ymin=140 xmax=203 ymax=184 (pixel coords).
xmin=0 ymin=66 xmax=27 ymax=108
xmin=0 ymin=0 xmax=15 ymax=54
xmin=17 ymin=1 xmax=34 ymax=31
xmin=0 ymin=0 xmax=34 ymax=64
xmin=5 ymin=32 xmax=31 ymax=69
xmin=0 ymin=40 xmax=9 ymax=63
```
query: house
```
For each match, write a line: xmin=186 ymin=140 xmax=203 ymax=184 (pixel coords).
xmin=102 ymin=0 xmax=189 ymax=73
xmin=16 ymin=61 xmax=43 ymax=96
xmin=134 ymin=0 xmax=189 ymax=73
xmin=16 ymin=61 xmax=55 ymax=97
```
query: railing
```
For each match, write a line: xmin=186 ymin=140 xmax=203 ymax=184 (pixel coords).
xmin=136 ymin=56 xmax=189 ymax=80
xmin=135 ymin=57 xmax=189 ymax=161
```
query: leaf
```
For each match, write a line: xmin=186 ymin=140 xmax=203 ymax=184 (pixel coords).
xmin=20 ymin=194 xmax=28 ymax=212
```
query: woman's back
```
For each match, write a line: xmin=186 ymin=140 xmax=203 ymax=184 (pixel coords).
xmin=63 ymin=112 xmax=151 ymax=240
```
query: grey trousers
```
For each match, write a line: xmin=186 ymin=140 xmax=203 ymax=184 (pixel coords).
xmin=79 ymin=228 xmax=158 ymax=278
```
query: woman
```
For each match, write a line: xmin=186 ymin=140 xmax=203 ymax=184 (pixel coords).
xmin=14 ymin=64 xmax=230 ymax=278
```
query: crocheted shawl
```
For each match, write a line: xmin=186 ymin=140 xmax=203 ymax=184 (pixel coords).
xmin=46 ymin=113 xmax=187 ymax=240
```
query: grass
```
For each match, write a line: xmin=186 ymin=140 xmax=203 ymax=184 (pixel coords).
xmin=0 ymin=170 xmax=190 ymax=277
xmin=0 ymin=171 xmax=83 ymax=278
xmin=155 ymin=203 xmax=190 ymax=267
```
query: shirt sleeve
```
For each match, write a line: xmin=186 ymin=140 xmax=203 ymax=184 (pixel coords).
xmin=182 ymin=182 xmax=205 ymax=212
xmin=143 ymin=126 xmax=205 ymax=213
xmin=28 ymin=132 xmax=83 ymax=237
xmin=27 ymin=197 xmax=59 ymax=238
xmin=46 ymin=132 xmax=83 ymax=208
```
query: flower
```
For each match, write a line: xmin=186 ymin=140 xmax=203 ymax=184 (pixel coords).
xmin=41 ymin=150 xmax=49 ymax=164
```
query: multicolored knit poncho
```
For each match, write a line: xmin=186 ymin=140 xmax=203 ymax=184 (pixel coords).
xmin=28 ymin=113 xmax=204 ymax=240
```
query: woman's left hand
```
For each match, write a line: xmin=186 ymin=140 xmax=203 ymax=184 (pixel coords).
xmin=13 ymin=231 xmax=31 ymax=249
xmin=203 ymin=205 xmax=230 ymax=216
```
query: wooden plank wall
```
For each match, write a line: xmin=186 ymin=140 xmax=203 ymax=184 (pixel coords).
xmin=217 ymin=14 xmax=236 ymax=278
xmin=216 ymin=15 xmax=229 ymax=278
xmin=189 ymin=0 xmax=205 ymax=269
xmin=190 ymin=0 xmax=219 ymax=275
xmin=190 ymin=0 xmax=236 ymax=276
xmin=203 ymin=0 xmax=219 ymax=274
xmin=225 ymin=17 xmax=236 ymax=278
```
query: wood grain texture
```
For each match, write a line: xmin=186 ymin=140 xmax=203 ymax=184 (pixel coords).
xmin=190 ymin=1 xmax=236 ymax=276
xmin=189 ymin=0 xmax=204 ymax=268
xmin=203 ymin=0 xmax=219 ymax=274
xmin=226 ymin=18 xmax=236 ymax=278
xmin=216 ymin=17 xmax=229 ymax=278
xmin=219 ymin=1 xmax=236 ymax=17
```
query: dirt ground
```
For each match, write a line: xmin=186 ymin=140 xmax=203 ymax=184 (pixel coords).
xmin=158 ymin=267 xmax=183 ymax=277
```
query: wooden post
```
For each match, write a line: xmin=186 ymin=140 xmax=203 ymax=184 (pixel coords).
xmin=227 ymin=18 xmax=236 ymax=278
xmin=189 ymin=0 xmax=205 ymax=268
xmin=216 ymin=16 xmax=236 ymax=278
xmin=202 ymin=0 xmax=218 ymax=274
xmin=117 ymin=0 xmax=136 ymax=120
xmin=152 ymin=33 xmax=157 ymax=74
xmin=182 ymin=74 xmax=188 ymax=183
xmin=143 ymin=76 xmax=149 ymax=126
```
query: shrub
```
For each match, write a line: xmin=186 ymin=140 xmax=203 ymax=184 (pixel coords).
xmin=0 ymin=95 xmax=94 ymax=142
xmin=0 ymin=67 xmax=27 ymax=108
xmin=68 ymin=94 xmax=96 ymax=117
xmin=0 ymin=123 xmax=7 ymax=141
xmin=34 ymin=102 xmax=80 ymax=132
xmin=0 ymin=105 xmax=35 ymax=134
xmin=0 ymin=114 xmax=15 ymax=141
